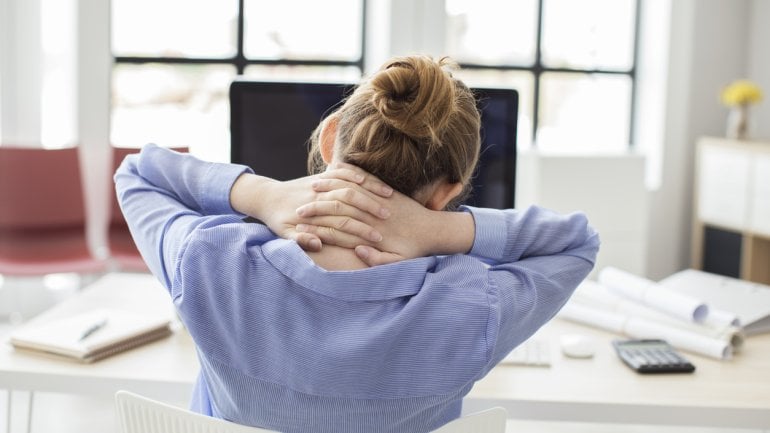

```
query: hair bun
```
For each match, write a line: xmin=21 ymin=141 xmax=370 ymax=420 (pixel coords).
xmin=370 ymin=56 xmax=456 ymax=146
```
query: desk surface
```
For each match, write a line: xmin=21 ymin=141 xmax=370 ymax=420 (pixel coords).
xmin=468 ymin=318 xmax=770 ymax=428
xmin=0 ymin=273 xmax=198 ymax=400
xmin=1 ymin=273 xmax=768 ymax=428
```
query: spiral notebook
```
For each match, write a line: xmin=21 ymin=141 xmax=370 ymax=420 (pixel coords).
xmin=9 ymin=308 xmax=173 ymax=363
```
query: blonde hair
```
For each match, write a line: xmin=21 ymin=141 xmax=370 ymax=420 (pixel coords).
xmin=308 ymin=56 xmax=481 ymax=208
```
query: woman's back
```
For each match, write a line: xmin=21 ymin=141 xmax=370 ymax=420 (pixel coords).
xmin=177 ymin=224 xmax=495 ymax=432
xmin=113 ymin=55 xmax=600 ymax=432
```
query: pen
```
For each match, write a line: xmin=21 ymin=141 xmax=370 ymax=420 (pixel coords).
xmin=79 ymin=318 xmax=108 ymax=342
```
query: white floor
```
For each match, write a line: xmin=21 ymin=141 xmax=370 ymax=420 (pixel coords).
xmin=0 ymin=276 xmax=766 ymax=433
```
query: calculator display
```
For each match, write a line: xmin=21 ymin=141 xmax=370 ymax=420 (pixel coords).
xmin=620 ymin=341 xmax=670 ymax=350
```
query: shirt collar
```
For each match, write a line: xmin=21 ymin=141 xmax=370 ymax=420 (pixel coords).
xmin=261 ymin=239 xmax=435 ymax=302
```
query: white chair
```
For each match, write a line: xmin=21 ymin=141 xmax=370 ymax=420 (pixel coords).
xmin=115 ymin=391 xmax=507 ymax=433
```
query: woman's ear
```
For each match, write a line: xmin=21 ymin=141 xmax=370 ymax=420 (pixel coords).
xmin=319 ymin=115 xmax=339 ymax=164
xmin=425 ymin=182 xmax=464 ymax=211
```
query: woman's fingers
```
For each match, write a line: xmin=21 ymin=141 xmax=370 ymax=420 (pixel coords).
xmin=320 ymin=167 xmax=393 ymax=198
xmin=294 ymin=224 xmax=363 ymax=249
xmin=285 ymin=231 xmax=323 ymax=252
xmin=297 ymin=200 xmax=371 ymax=222
xmin=297 ymin=216 xmax=382 ymax=246
xmin=301 ymin=185 xmax=390 ymax=219
xmin=354 ymin=245 xmax=403 ymax=267
xmin=318 ymin=168 xmax=365 ymax=184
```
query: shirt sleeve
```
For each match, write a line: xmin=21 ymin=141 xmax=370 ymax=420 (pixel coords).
xmin=113 ymin=144 xmax=253 ymax=289
xmin=461 ymin=205 xmax=600 ymax=373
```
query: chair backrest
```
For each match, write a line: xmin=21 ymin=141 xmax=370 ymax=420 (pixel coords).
xmin=0 ymin=146 xmax=85 ymax=229
xmin=0 ymin=146 xmax=105 ymax=274
xmin=115 ymin=391 xmax=507 ymax=433
xmin=431 ymin=407 xmax=507 ymax=433
xmin=116 ymin=391 xmax=277 ymax=433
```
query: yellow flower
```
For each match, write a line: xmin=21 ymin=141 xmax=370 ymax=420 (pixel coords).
xmin=721 ymin=80 xmax=763 ymax=106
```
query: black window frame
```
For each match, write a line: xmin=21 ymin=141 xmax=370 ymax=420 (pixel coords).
xmin=454 ymin=0 xmax=641 ymax=148
xmin=113 ymin=0 xmax=639 ymax=149
xmin=113 ymin=0 xmax=368 ymax=76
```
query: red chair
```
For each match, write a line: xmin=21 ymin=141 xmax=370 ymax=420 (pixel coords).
xmin=0 ymin=146 xmax=105 ymax=275
xmin=109 ymin=146 xmax=188 ymax=272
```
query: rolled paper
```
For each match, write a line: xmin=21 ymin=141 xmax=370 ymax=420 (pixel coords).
xmin=558 ymin=302 xmax=626 ymax=334
xmin=599 ymin=267 xmax=709 ymax=323
xmin=624 ymin=317 xmax=731 ymax=360
xmin=704 ymin=307 xmax=741 ymax=329
xmin=558 ymin=300 xmax=733 ymax=360
xmin=573 ymin=281 xmax=744 ymax=352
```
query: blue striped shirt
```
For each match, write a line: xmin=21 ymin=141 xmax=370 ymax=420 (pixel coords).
xmin=114 ymin=144 xmax=599 ymax=433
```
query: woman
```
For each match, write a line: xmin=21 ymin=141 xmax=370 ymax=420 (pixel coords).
xmin=115 ymin=56 xmax=599 ymax=433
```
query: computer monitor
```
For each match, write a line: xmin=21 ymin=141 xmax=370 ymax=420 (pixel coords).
xmin=230 ymin=80 xmax=517 ymax=209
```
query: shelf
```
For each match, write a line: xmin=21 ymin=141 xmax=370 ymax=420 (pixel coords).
xmin=692 ymin=137 xmax=770 ymax=285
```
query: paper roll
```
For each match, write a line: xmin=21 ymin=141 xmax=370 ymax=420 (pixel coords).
xmin=558 ymin=303 xmax=626 ymax=334
xmin=599 ymin=267 xmax=709 ymax=323
xmin=557 ymin=301 xmax=733 ymax=360
xmin=624 ymin=317 xmax=732 ymax=360
xmin=704 ymin=307 xmax=741 ymax=329
xmin=573 ymin=281 xmax=745 ymax=352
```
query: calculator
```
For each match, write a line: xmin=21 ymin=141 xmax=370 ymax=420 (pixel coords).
xmin=612 ymin=339 xmax=696 ymax=374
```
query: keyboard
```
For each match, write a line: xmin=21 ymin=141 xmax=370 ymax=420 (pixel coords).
xmin=501 ymin=339 xmax=551 ymax=367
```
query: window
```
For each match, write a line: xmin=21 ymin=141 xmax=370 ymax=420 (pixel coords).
xmin=446 ymin=0 xmax=639 ymax=152
xmin=111 ymin=0 xmax=365 ymax=162
xmin=112 ymin=1 xmax=637 ymax=157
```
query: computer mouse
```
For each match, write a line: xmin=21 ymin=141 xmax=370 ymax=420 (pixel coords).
xmin=559 ymin=334 xmax=597 ymax=358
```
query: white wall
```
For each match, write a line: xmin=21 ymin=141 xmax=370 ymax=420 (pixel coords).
xmin=646 ymin=0 xmax=753 ymax=279
xmin=748 ymin=0 xmax=770 ymax=141
xmin=389 ymin=0 xmax=445 ymax=58
xmin=364 ymin=0 xmax=391 ymax=76
xmin=516 ymin=152 xmax=648 ymax=278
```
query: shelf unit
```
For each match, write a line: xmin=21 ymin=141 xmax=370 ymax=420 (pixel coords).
xmin=691 ymin=136 xmax=770 ymax=284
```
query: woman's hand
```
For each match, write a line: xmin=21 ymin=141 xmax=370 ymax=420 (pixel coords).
xmin=230 ymin=165 xmax=393 ymax=252
xmin=295 ymin=163 xmax=475 ymax=266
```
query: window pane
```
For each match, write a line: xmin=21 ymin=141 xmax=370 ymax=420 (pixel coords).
xmin=542 ymin=0 xmax=636 ymax=70
xmin=244 ymin=0 xmax=362 ymax=61
xmin=112 ymin=0 xmax=238 ymax=58
xmin=445 ymin=0 xmax=538 ymax=66
xmin=453 ymin=69 xmax=534 ymax=149
xmin=111 ymin=64 xmax=235 ymax=163
xmin=537 ymin=73 xmax=630 ymax=152
xmin=243 ymin=65 xmax=362 ymax=83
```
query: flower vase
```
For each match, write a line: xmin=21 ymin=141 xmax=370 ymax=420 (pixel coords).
xmin=726 ymin=103 xmax=749 ymax=140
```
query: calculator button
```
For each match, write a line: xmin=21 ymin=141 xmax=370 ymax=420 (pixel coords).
xmin=613 ymin=339 xmax=696 ymax=374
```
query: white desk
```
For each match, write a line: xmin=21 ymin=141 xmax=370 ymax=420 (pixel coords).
xmin=466 ymin=319 xmax=770 ymax=429
xmin=1 ymin=273 xmax=769 ymax=430
xmin=0 ymin=274 xmax=198 ymax=401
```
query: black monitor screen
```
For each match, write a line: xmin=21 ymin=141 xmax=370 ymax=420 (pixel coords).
xmin=230 ymin=80 xmax=517 ymax=209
